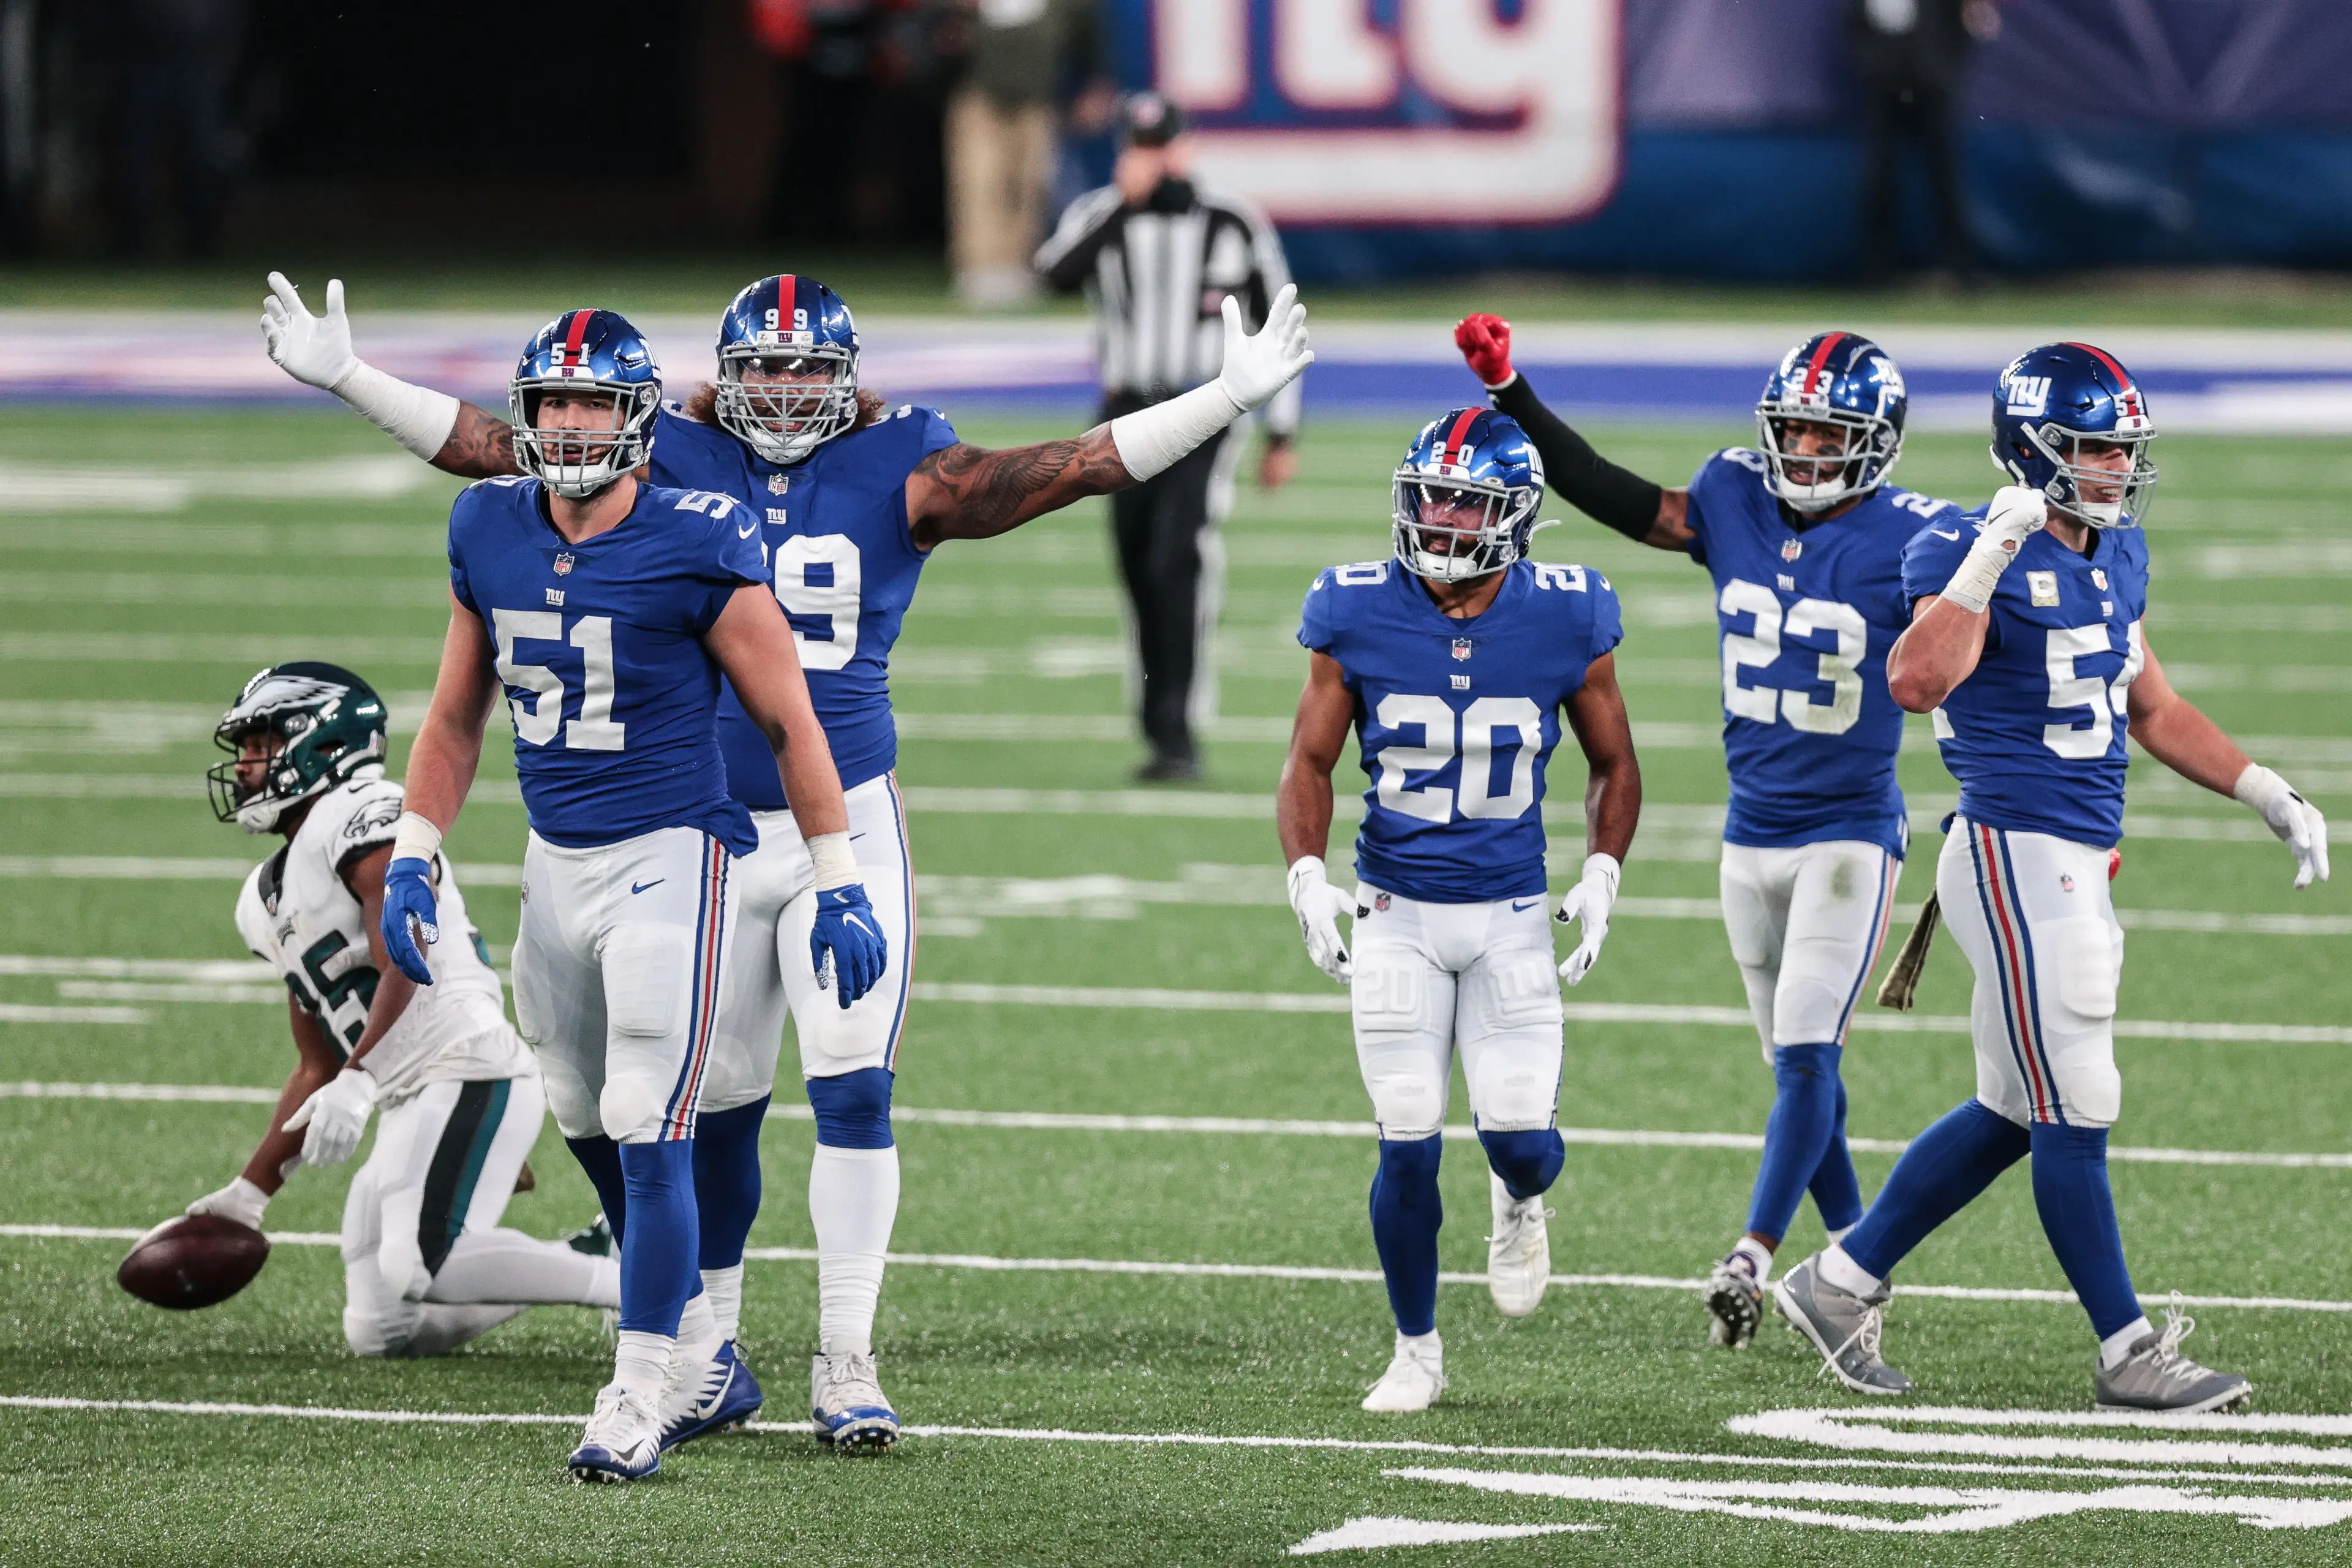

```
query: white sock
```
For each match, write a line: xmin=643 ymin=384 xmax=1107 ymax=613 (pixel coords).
xmin=1396 ymin=1329 xmax=1442 ymax=1363
xmin=2100 ymin=1316 xmax=2154 ymax=1370
xmin=612 ymin=1330 xmax=673 ymax=1401
xmin=425 ymin=1229 xmax=618 ymax=1309
xmin=674 ymin=1287 xmax=723 ymax=1361
xmin=1731 ymin=1237 xmax=1774 ymax=1284
xmin=1818 ymin=1243 xmax=1882 ymax=1298
xmin=810 ymin=1143 xmax=899 ymax=1357
xmin=1826 ymin=1223 xmax=1855 ymax=1247
xmin=701 ymin=1264 xmax=745 ymax=1345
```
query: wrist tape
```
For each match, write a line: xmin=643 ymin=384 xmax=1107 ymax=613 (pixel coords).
xmin=808 ymin=831 xmax=859 ymax=891
xmin=1109 ymin=380 xmax=1246 ymax=483
xmin=1939 ymin=538 xmax=2018 ymax=615
xmin=331 ymin=361 xmax=462 ymax=462
xmin=391 ymin=811 xmax=443 ymax=867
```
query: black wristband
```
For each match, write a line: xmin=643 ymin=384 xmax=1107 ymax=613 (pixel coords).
xmin=1488 ymin=374 xmax=1664 ymax=543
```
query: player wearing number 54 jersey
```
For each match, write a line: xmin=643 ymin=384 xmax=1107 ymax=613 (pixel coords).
xmin=1280 ymin=409 xmax=1641 ymax=1413
xmin=1778 ymin=342 xmax=2328 ymax=1412
xmin=382 ymin=309 xmax=886 ymax=1483
xmin=1455 ymin=317 xmax=1955 ymax=1349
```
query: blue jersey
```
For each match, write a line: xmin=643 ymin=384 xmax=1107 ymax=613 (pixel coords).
xmin=1904 ymin=515 xmax=2150 ymax=846
xmin=1685 ymin=448 xmax=1948 ymax=858
xmin=648 ymin=403 xmax=959 ymax=807
xmin=1298 ymin=558 xmax=1624 ymax=905
xmin=447 ymin=476 xmax=764 ymax=855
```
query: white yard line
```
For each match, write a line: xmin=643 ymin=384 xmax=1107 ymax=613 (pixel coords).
xmin=0 ymin=1004 xmax=145 ymax=1024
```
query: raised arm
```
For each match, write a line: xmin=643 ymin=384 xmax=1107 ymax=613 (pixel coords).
xmin=261 ymin=271 xmax=521 ymax=478
xmin=1455 ymin=315 xmax=1689 ymax=552
xmin=1277 ymin=650 xmax=1359 ymax=984
xmin=1886 ymin=488 xmax=2048 ymax=712
xmin=1033 ymin=186 xmax=1129 ymax=294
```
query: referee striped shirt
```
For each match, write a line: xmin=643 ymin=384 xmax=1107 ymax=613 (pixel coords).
xmin=1035 ymin=183 xmax=1303 ymax=439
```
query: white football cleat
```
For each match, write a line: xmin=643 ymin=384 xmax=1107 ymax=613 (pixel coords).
xmin=811 ymin=1351 xmax=900 ymax=1452
xmin=568 ymin=1382 xmax=662 ymax=1483
xmin=1360 ymin=1333 xmax=1446 ymax=1413
xmin=1485 ymin=1173 xmax=1553 ymax=1317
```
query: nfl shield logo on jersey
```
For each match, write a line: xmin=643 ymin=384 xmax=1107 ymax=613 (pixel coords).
xmin=1451 ymin=637 xmax=1474 ymax=662
xmin=553 ymin=552 xmax=575 ymax=576
xmin=1781 ymin=538 xmax=1803 ymax=562
xmin=2092 ymin=568 xmax=2109 ymax=590
xmin=767 ymin=472 xmax=790 ymax=496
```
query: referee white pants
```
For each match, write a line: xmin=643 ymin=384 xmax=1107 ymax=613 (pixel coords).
xmin=1719 ymin=840 xmax=1902 ymax=1064
xmin=510 ymin=826 xmax=737 ymax=1145
xmin=1348 ymin=886 xmax=1563 ymax=1140
xmin=703 ymin=774 xmax=919 ymax=1110
xmin=1937 ymin=816 xmax=2126 ymax=1129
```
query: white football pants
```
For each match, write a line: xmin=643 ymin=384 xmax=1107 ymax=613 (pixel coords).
xmin=510 ymin=826 xmax=738 ymax=1144
xmin=1349 ymin=885 xmax=1564 ymax=1140
xmin=703 ymin=774 xmax=917 ymax=1110
xmin=1719 ymin=839 xmax=1902 ymax=1064
xmin=341 ymin=1068 xmax=620 ymax=1357
xmin=1938 ymin=816 xmax=2126 ymax=1129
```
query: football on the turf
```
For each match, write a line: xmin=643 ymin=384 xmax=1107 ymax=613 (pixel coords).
xmin=117 ymin=1215 xmax=271 ymax=1310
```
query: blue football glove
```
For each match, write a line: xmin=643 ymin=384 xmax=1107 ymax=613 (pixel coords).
xmin=809 ymin=883 xmax=887 ymax=1009
xmin=380 ymin=856 xmax=440 ymax=985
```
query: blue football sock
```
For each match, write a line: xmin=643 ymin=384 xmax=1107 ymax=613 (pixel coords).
xmin=807 ymin=1067 xmax=894 ymax=1150
xmin=1841 ymin=1099 xmax=2029 ymax=1281
xmin=1368 ymin=1136 xmax=1444 ymax=1337
xmin=1477 ymin=1126 xmax=1564 ymax=1202
xmin=691 ymin=1096 xmax=770 ymax=1273
xmin=616 ymin=1139 xmax=700 ymax=1336
xmin=1806 ymin=1075 xmax=1865 ymax=1234
xmin=1745 ymin=1042 xmax=1846 ymax=1245
xmin=564 ymin=1133 xmax=629 ymax=1248
xmin=2030 ymin=1123 xmax=2143 ymax=1341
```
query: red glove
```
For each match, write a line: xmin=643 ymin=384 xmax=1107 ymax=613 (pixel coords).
xmin=1454 ymin=314 xmax=1515 ymax=389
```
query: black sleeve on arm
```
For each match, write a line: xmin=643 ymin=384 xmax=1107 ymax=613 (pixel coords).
xmin=1487 ymin=373 xmax=1664 ymax=543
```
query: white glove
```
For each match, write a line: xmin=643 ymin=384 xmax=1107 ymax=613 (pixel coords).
xmin=2236 ymin=764 xmax=2331 ymax=889
xmin=282 ymin=1067 xmax=378 ymax=1167
xmin=1941 ymin=485 xmax=2048 ymax=613
xmin=1286 ymin=856 xmax=1355 ymax=985
xmin=1213 ymin=282 xmax=1314 ymax=413
xmin=1555 ymin=853 xmax=1621 ymax=987
xmin=261 ymin=271 xmax=357 ymax=391
xmin=185 ymin=1175 xmax=271 ymax=1231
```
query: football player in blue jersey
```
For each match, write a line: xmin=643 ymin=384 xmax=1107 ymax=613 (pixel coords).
xmin=1777 ymin=344 xmax=2328 ymax=1411
xmin=1278 ymin=409 xmax=1641 ymax=1412
xmin=262 ymin=268 xmax=1311 ymax=1449
xmin=380 ymin=309 xmax=889 ymax=1482
xmin=1455 ymin=315 xmax=1959 ymax=1349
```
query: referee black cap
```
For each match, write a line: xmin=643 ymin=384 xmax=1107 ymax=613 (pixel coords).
xmin=1121 ymin=92 xmax=1186 ymax=148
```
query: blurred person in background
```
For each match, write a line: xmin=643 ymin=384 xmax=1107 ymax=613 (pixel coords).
xmin=1850 ymin=0 xmax=2000 ymax=283
xmin=104 ymin=0 xmax=246 ymax=257
xmin=943 ymin=0 xmax=1115 ymax=307
xmin=1036 ymin=92 xmax=1302 ymax=783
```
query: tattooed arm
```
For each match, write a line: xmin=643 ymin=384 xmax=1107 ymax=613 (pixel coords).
xmin=430 ymin=402 xmax=522 ymax=479
xmin=903 ymin=428 xmax=1134 ymax=551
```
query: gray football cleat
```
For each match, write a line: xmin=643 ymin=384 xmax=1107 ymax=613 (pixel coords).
xmin=1485 ymin=1174 xmax=1553 ymax=1318
xmin=1773 ymin=1253 xmax=1913 ymax=1396
xmin=2095 ymin=1304 xmax=2251 ymax=1414
xmin=1703 ymin=1253 xmax=1765 ymax=1349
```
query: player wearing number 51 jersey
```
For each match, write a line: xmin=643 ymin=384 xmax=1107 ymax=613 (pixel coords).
xmin=1779 ymin=343 xmax=2327 ymax=1412
xmin=1455 ymin=317 xmax=1953 ymax=1350
xmin=1280 ymin=409 xmax=1641 ymax=1413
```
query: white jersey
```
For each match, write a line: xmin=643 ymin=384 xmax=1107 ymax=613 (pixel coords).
xmin=234 ymin=774 xmax=532 ymax=1102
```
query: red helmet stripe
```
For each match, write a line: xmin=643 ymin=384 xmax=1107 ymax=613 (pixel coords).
xmin=777 ymin=274 xmax=797 ymax=327
xmin=1442 ymin=407 xmax=1480 ymax=467
xmin=559 ymin=309 xmax=592 ymax=367
xmin=2064 ymin=341 xmax=2137 ymax=398
xmin=1801 ymin=331 xmax=1848 ymax=395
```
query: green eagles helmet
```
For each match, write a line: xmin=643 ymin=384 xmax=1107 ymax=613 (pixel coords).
xmin=208 ymin=662 xmax=390 ymax=833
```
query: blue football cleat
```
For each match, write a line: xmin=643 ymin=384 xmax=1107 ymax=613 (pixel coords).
xmin=660 ymin=1339 xmax=764 ymax=1451
xmin=811 ymin=1351 xmax=900 ymax=1452
xmin=568 ymin=1385 xmax=662 ymax=1483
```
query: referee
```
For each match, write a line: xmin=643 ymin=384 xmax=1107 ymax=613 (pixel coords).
xmin=1035 ymin=92 xmax=1302 ymax=783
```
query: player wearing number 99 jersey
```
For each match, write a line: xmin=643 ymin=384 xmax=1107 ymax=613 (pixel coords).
xmin=1280 ymin=409 xmax=1642 ymax=1412
xmin=1453 ymin=317 xmax=1954 ymax=1351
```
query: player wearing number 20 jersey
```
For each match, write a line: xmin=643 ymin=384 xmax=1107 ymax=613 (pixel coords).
xmin=1454 ymin=319 xmax=1960 ymax=1351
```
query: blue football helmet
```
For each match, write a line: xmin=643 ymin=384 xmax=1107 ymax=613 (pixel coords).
xmin=1754 ymin=331 xmax=1907 ymax=513
xmin=714 ymin=273 xmax=861 ymax=465
xmin=1392 ymin=409 xmax=1549 ymax=583
xmin=510 ymin=309 xmax=663 ymax=499
xmin=1992 ymin=342 xmax=2158 ymax=530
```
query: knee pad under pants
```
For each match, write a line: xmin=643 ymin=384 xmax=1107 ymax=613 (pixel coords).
xmin=1939 ymin=820 xmax=2125 ymax=1128
xmin=1720 ymin=840 xmax=1899 ymax=1064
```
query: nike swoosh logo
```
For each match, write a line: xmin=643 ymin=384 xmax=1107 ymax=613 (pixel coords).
xmin=630 ymin=880 xmax=664 ymax=895
xmin=1930 ymin=528 xmax=1960 ymax=540
xmin=737 ymin=522 xmax=759 ymax=538
xmin=1511 ymin=899 xmax=1540 ymax=912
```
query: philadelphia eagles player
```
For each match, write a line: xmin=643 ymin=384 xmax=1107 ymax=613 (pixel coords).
xmin=179 ymin=662 xmax=620 ymax=1356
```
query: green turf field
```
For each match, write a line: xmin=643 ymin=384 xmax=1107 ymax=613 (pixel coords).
xmin=1 ymin=403 xmax=2348 ymax=1563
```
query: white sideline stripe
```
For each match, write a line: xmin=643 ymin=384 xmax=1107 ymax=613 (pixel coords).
xmin=0 ymin=1082 xmax=2339 ymax=1171
xmin=0 ymin=1004 xmax=145 ymax=1024
xmin=5 ymin=1224 xmax=2347 ymax=1314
